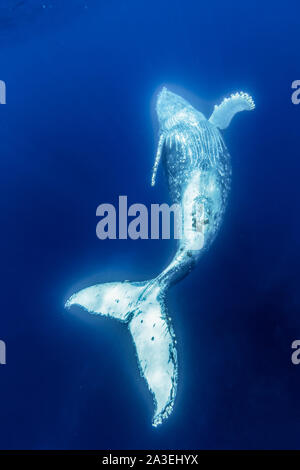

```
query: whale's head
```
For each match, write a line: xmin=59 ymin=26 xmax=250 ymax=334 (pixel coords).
xmin=156 ymin=87 xmax=205 ymax=132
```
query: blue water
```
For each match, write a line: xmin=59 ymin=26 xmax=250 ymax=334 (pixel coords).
xmin=0 ymin=0 xmax=299 ymax=450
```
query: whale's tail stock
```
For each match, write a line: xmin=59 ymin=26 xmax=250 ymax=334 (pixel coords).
xmin=65 ymin=278 xmax=178 ymax=427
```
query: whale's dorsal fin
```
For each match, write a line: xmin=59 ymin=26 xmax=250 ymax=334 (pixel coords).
xmin=209 ymin=92 xmax=255 ymax=130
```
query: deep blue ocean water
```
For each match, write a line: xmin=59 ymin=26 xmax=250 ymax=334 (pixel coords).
xmin=0 ymin=0 xmax=300 ymax=450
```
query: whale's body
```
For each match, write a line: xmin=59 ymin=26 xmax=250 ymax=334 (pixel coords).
xmin=65 ymin=87 xmax=254 ymax=427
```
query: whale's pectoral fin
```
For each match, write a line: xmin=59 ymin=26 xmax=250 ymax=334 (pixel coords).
xmin=209 ymin=92 xmax=255 ymax=130
xmin=65 ymin=280 xmax=178 ymax=427
xmin=151 ymin=133 xmax=165 ymax=186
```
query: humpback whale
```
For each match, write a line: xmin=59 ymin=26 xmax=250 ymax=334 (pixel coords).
xmin=65 ymin=87 xmax=255 ymax=427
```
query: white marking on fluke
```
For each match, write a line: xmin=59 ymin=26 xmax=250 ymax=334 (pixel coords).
xmin=65 ymin=86 xmax=255 ymax=427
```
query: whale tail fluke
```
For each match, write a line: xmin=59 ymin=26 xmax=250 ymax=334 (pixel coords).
xmin=65 ymin=279 xmax=178 ymax=427
xmin=65 ymin=280 xmax=147 ymax=323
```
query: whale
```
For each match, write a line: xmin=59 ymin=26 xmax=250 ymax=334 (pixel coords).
xmin=65 ymin=87 xmax=255 ymax=427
